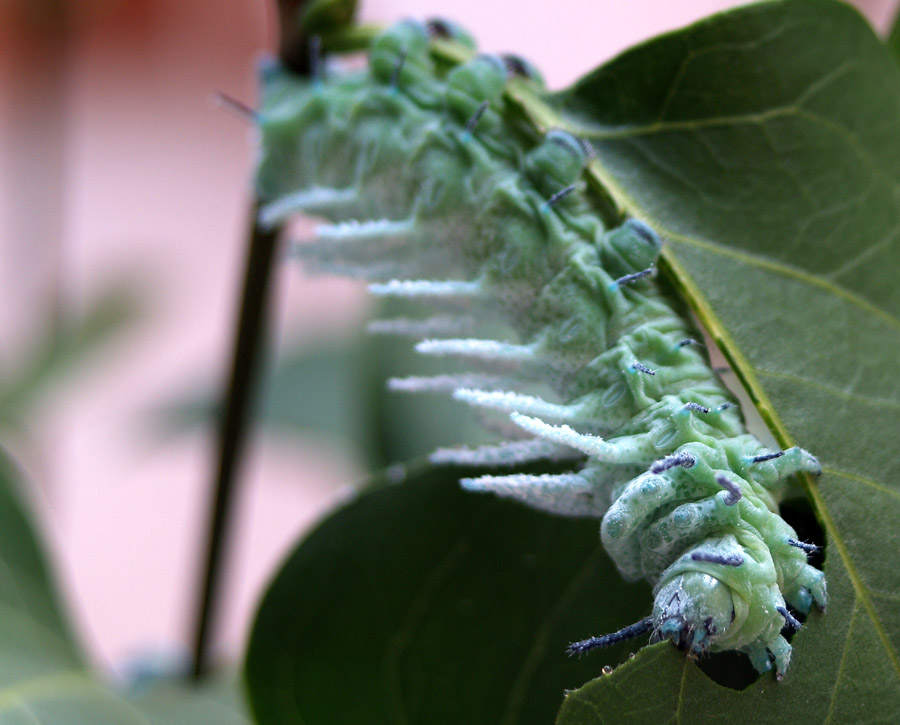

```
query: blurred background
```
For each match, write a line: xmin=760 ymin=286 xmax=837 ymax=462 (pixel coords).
xmin=0 ymin=0 xmax=895 ymax=677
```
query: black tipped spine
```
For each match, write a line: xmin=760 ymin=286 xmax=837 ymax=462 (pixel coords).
xmin=630 ymin=361 xmax=656 ymax=376
xmin=786 ymin=537 xmax=820 ymax=554
xmin=544 ymin=184 xmax=577 ymax=208
xmin=750 ymin=450 xmax=785 ymax=463
xmin=691 ymin=551 xmax=744 ymax=567
xmin=612 ymin=267 xmax=653 ymax=288
xmin=676 ymin=337 xmax=704 ymax=349
xmin=715 ymin=473 xmax=742 ymax=506
xmin=213 ymin=92 xmax=259 ymax=123
xmin=650 ymin=451 xmax=697 ymax=475
xmin=567 ymin=616 xmax=654 ymax=656
xmin=465 ymin=100 xmax=489 ymax=134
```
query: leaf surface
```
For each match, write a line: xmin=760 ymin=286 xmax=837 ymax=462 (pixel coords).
xmin=244 ymin=463 xmax=650 ymax=725
xmin=544 ymin=0 xmax=900 ymax=717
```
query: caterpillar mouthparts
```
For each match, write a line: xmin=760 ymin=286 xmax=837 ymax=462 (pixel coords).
xmin=252 ymin=18 xmax=826 ymax=681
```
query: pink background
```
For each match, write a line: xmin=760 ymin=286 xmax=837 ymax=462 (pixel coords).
xmin=0 ymin=0 xmax=896 ymax=675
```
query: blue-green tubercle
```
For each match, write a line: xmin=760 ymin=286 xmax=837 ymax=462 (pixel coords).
xmin=253 ymin=19 xmax=826 ymax=680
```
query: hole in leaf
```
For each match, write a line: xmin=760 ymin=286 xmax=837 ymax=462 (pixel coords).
xmin=697 ymin=649 xmax=760 ymax=690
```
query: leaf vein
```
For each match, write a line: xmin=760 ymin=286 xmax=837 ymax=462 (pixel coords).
xmin=821 ymin=466 xmax=900 ymax=503
xmin=755 ymin=367 xmax=900 ymax=411
xmin=501 ymin=547 xmax=604 ymax=725
xmin=665 ymin=230 xmax=900 ymax=334
xmin=824 ymin=603 xmax=857 ymax=724
xmin=806 ymin=483 xmax=900 ymax=683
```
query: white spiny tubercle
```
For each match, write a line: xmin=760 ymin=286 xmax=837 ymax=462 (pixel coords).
xmin=415 ymin=339 xmax=535 ymax=361
xmin=315 ymin=218 xmax=413 ymax=240
xmin=387 ymin=374 xmax=502 ymax=393
xmin=430 ymin=438 xmax=577 ymax=466
xmin=461 ymin=472 xmax=605 ymax=517
xmin=367 ymin=315 xmax=475 ymax=337
xmin=258 ymin=187 xmax=358 ymax=228
xmin=368 ymin=279 xmax=482 ymax=298
xmin=453 ymin=388 xmax=578 ymax=420
xmin=510 ymin=413 xmax=626 ymax=461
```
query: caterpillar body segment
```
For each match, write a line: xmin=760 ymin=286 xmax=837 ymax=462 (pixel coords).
xmin=254 ymin=20 xmax=826 ymax=680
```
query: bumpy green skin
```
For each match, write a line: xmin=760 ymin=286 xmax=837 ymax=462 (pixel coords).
xmin=254 ymin=20 xmax=826 ymax=679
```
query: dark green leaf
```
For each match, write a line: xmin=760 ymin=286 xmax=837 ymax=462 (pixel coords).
xmin=299 ymin=0 xmax=357 ymax=35
xmin=886 ymin=4 xmax=900 ymax=62
xmin=544 ymin=0 xmax=900 ymax=716
xmin=244 ymin=462 xmax=650 ymax=725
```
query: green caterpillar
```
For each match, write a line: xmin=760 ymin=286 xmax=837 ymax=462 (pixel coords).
xmin=253 ymin=18 xmax=826 ymax=680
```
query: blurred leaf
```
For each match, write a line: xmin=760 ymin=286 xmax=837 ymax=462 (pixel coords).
xmin=0 ymin=285 xmax=139 ymax=427
xmin=243 ymin=461 xmax=650 ymax=725
xmin=0 ymin=449 xmax=83 ymax=677
xmin=299 ymin=0 xmax=357 ymax=35
xmin=127 ymin=675 xmax=248 ymax=724
xmin=0 ymin=448 xmax=247 ymax=722
xmin=157 ymin=302 xmax=490 ymax=471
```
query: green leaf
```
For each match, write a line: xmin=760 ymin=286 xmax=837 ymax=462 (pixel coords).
xmin=0 ymin=284 xmax=139 ymax=428
xmin=156 ymin=334 xmax=383 ymax=463
xmin=127 ymin=676 xmax=249 ymax=724
xmin=0 ymin=451 xmax=83 ymax=682
xmin=0 ymin=450 xmax=248 ymax=722
xmin=299 ymin=0 xmax=357 ymax=35
xmin=244 ymin=462 xmax=651 ymax=725
xmin=542 ymin=0 xmax=900 ymax=716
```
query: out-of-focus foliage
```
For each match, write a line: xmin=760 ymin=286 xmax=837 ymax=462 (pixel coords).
xmin=156 ymin=305 xmax=492 ymax=473
xmin=0 ymin=285 xmax=139 ymax=431
xmin=0 ymin=449 xmax=248 ymax=721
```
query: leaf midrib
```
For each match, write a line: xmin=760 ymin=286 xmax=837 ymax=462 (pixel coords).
xmin=499 ymin=32 xmax=900 ymax=688
xmin=654 ymin=229 xmax=900 ymax=335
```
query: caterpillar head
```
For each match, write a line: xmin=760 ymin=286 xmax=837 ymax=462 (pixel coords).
xmin=650 ymin=532 xmax=796 ymax=676
xmin=525 ymin=130 xmax=590 ymax=197
xmin=651 ymin=568 xmax=735 ymax=656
